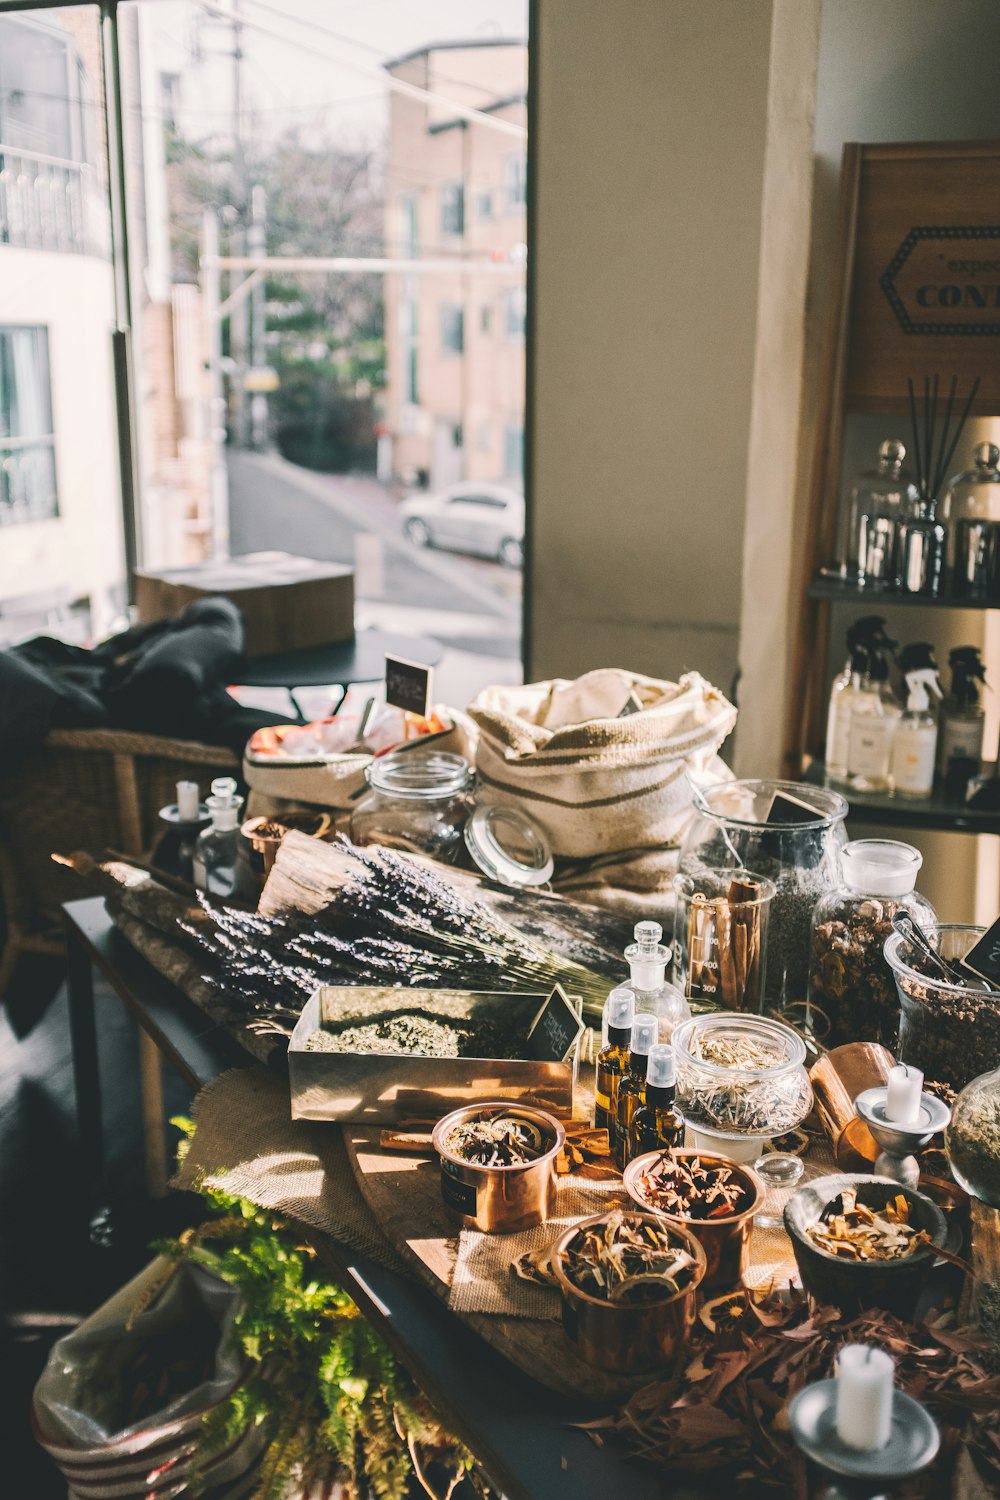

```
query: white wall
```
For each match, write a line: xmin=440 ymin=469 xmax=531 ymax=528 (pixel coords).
xmin=0 ymin=247 xmax=123 ymax=631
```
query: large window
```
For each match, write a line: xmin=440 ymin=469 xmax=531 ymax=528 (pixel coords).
xmin=0 ymin=325 xmax=57 ymax=525
xmin=441 ymin=303 xmax=465 ymax=354
xmin=441 ymin=181 xmax=465 ymax=238
xmin=505 ymin=150 xmax=527 ymax=211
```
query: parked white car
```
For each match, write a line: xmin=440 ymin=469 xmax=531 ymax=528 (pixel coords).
xmin=400 ymin=482 xmax=524 ymax=568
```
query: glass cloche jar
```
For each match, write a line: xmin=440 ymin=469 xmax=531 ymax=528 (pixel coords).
xmin=808 ymin=839 xmax=937 ymax=1050
xmin=678 ymin=780 xmax=848 ymax=1012
xmin=350 ymin=751 xmax=474 ymax=862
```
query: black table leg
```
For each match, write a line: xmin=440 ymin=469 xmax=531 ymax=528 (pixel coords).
xmin=66 ymin=926 xmax=112 ymax=1246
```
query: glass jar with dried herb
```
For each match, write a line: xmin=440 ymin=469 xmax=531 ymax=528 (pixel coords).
xmin=947 ymin=1067 xmax=1000 ymax=1207
xmin=809 ymin=840 xmax=937 ymax=1049
xmin=350 ymin=751 xmax=474 ymax=863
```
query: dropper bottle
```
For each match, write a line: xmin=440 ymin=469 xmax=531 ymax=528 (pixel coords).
xmin=628 ymin=1043 xmax=685 ymax=1160
xmin=593 ymin=986 xmax=634 ymax=1132
xmin=613 ymin=1012 xmax=658 ymax=1170
xmin=891 ymin=643 xmax=942 ymax=798
xmin=624 ymin=921 xmax=690 ymax=1042
xmin=938 ymin=646 xmax=987 ymax=780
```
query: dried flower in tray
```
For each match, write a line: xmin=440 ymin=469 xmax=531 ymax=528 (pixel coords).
xmin=806 ymin=1186 xmax=931 ymax=1262
xmin=304 ymin=1012 xmax=527 ymax=1059
xmin=443 ymin=1112 xmax=546 ymax=1167
xmin=560 ymin=1210 xmax=700 ymax=1305
xmin=632 ymin=1153 xmax=755 ymax=1222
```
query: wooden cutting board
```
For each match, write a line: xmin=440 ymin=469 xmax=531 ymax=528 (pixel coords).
xmin=341 ymin=1124 xmax=645 ymax=1404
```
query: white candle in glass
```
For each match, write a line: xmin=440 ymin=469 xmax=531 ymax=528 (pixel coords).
xmin=835 ymin=1344 xmax=895 ymax=1451
xmin=885 ymin=1063 xmax=923 ymax=1124
xmin=176 ymin=780 xmax=200 ymax=822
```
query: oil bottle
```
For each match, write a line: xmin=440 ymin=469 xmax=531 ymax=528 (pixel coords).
xmin=938 ymin=645 xmax=987 ymax=781
xmin=628 ymin=1043 xmax=685 ymax=1160
xmin=593 ymin=986 xmax=634 ymax=1132
xmin=891 ymin=643 xmax=942 ymax=798
xmin=613 ymin=1012 xmax=658 ymax=1170
xmin=624 ymin=921 xmax=690 ymax=1041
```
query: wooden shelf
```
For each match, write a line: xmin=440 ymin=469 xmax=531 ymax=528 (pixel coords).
xmin=803 ymin=761 xmax=1000 ymax=835
xmin=808 ymin=576 xmax=995 ymax=610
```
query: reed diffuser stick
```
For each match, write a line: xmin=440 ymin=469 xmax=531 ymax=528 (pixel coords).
xmin=932 ymin=375 xmax=958 ymax=499
xmin=935 ymin=376 xmax=981 ymax=495
xmin=907 ymin=378 xmax=924 ymax=497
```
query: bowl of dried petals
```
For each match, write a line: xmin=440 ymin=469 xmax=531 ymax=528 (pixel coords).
xmin=432 ymin=1101 xmax=565 ymax=1233
xmin=550 ymin=1208 xmax=706 ymax=1373
xmin=784 ymin=1173 xmax=947 ymax=1317
xmin=622 ymin=1149 xmax=764 ymax=1291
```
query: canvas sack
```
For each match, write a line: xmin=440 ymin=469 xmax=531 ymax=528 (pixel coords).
xmin=468 ymin=668 xmax=736 ymax=859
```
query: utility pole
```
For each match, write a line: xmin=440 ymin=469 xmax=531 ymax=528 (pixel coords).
xmin=228 ymin=0 xmax=249 ymax=448
xmin=203 ymin=208 xmax=230 ymax=559
xmin=249 ymin=183 xmax=268 ymax=450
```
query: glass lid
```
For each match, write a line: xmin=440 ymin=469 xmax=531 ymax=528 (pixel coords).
xmin=464 ymin=803 xmax=554 ymax=888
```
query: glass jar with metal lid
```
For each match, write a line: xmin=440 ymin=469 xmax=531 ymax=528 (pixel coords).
xmin=350 ymin=751 xmax=474 ymax=862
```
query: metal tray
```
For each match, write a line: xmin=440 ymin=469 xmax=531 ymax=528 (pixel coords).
xmin=288 ymin=986 xmax=578 ymax=1124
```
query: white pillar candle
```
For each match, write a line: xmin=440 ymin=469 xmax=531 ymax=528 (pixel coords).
xmin=176 ymin=780 xmax=200 ymax=822
xmin=885 ymin=1063 xmax=923 ymax=1125
xmin=835 ymin=1344 xmax=895 ymax=1451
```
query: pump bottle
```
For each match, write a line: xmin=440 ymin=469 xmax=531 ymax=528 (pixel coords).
xmin=826 ymin=620 xmax=871 ymax=781
xmin=594 ymin=986 xmax=635 ymax=1132
xmin=891 ymin=643 xmax=942 ymax=798
xmin=938 ymin=646 xmax=987 ymax=779
xmin=624 ymin=921 xmax=690 ymax=1041
xmin=613 ymin=1012 xmax=658 ymax=1170
xmin=847 ymin=618 xmax=900 ymax=792
xmin=629 ymin=1044 xmax=685 ymax=1159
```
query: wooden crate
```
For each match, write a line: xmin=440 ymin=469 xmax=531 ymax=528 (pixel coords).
xmin=134 ymin=551 xmax=355 ymax=658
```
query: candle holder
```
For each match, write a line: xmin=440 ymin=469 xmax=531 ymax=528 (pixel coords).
xmin=789 ymin=1378 xmax=939 ymax=1499
xmin=853 ymin=1087 xmax=951 ymax=1189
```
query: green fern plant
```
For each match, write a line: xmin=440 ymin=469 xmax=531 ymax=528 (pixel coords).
xmin=156 ymin=1119 xmax=488 ymax=1500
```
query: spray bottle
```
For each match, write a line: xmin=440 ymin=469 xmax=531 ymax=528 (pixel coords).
xmin=826 ymin=619 xmax=874 ymax=781
xmin=891 ymin=643 xmax=942 ymax=798
xmin=846 ymin=618 xmax=900 ymax=792
xmin=938 ymin=646 xmax=987 ymax=779
xmin=624 ymin=921 xmax=690 ymax=1042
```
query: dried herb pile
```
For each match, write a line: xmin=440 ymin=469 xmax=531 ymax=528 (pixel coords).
xmin=806 ymin=1188 xmax=931 ymax=1262
xmin=583 ymin=1290 xmax=1000 ymax=1497
xmin=632 ymin=1153 xmax=755 ymax=1221
xmin=560 ymin=1211 xmax=700 ymax=1305
xmin=809 ymin=896 xmax=903 ymax=1049
xmin=304 ymin=1012 xmax=527 ymax=1060
xmin=163 ymin=840 xmax=609 ymax=1035
xmin=898 ymin=957 xmax=1000 ymax=1093
xmin=444 ymin=1113 xmax=546 ymax=1167
xmin=678 ymin=1027 xmax=812 ymax=1137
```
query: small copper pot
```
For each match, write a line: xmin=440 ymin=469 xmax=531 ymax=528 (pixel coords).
xmin=550 ymin=1211 xmax=706 ymax=1373
xmin=432 ymin=1101 xmax=564 ymax=1234
xmin=623 ymin=1149 xmax=764 ymax=1292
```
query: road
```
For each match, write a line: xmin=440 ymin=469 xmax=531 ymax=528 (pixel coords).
xmin=226 ymin=451 xmax=521 ymax=663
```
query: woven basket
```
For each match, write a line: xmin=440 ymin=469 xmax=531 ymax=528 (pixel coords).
xmin=0 ymin=728 xmax=238 ymax=991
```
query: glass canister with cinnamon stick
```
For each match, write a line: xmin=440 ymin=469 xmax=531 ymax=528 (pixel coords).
xmin=672 ymin=870 xmax=776 ymax=1012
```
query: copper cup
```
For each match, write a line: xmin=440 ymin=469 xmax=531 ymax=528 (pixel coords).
xmin=623 ymin=1149 xmax=764 ymax=1292
xmin=432 ymin=1101 xmax=564 ymax=1234
xmin=550 ymin=1211 xmax=706 ymax=1373
xmin=809 ymin=1042 xmax=895 ymax=1170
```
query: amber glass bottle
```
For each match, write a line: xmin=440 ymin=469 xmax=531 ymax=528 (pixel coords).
xmin=593 ymin=987 xmax=635 ymax=1132
xmin=629 ymin=1043 xmax=685 ymax=1159
xmin=614 ymin=1013 xmax=658 ymax=1170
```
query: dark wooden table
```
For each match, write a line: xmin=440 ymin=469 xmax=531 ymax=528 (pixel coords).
xmin=63 ymin=896 xmax=675 ymax=1500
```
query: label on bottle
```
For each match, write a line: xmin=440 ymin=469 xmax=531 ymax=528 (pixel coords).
xmin=938 ymin=714 xmax=984 ymax=773
xmin=827 ymin=695 xmax=853 ymax=777
xmin=891 ymin=721 xmax=936 ymax=795
xmin=192 ymin=855 xmax=207 ymax=888
xmin=847 ymin=713 xmax=896 ymax=781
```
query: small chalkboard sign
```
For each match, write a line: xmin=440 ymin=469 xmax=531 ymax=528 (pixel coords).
xmin=385 ymin=655 xmax=433 ymax=717
xmin=959 ymin=916 xmax=1000 ymax=988
xmin=617 ymin=690 xmax=644 ymax=718
xmin=766 ymin=789 xmax=821 ymax=825
xmin=527 ymin=983 xmax=584 ymax=1063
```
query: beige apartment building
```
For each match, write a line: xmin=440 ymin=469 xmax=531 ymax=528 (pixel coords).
xmin=383 ymin=39 xmax=527 ymax=491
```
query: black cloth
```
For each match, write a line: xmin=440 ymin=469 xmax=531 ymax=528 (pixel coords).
xmin=0 ymin=596 xmax=287 ymax=773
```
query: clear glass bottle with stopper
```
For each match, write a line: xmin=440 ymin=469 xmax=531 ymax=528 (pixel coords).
xmin=629 ymin=1043 xmax=685 ymax=1160
xmin=944 ymin=443 xmax=1000 ymax=602
xmin=192 ymin=779 xmax=244 ymax=897
xmin=890 ymin=642 xmax=942 ymax=798
xmin=841 ymin=438 xmax=916 ymax=585
xmin=614 ymin=1012 xmax=658 ymax=1170
xmin=593 ymin=986 xmax=634 ymax=1132
xmin=624 ymin=921 xmax=690 ymax=1041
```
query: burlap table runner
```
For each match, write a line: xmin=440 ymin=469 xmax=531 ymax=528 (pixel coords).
xmin=173 ymin=1067 xmax=407 ymax=1276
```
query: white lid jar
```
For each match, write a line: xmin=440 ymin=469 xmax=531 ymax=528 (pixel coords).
xmin=839 ymin=838 xmax=922 ymax=898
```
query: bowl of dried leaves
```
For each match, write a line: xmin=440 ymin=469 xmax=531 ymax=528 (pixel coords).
xmin=784 ymin=1174 xmax=947 ymax=1318
xmin=622 ymin=1149 xmax=764 ymax=1292
xmin=432 ymin=1101 xmax=565 ymax=1234
xmin=550 ymin=1209 xmax=707 ymax=1373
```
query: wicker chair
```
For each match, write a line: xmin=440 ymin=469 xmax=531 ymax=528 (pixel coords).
xmin=0 ymin=727 xmax=239 ymax=997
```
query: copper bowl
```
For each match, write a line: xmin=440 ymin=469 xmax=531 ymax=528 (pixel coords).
xmin=550 ymin=1211 xmax=706 ymax=1373
xmin=623 ymin=1149 xmax=764 ymax=1292
xmin=432 ymin=1101 xmax=565 ymax=1234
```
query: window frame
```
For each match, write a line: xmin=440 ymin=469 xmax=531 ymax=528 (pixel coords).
xmin=440 ymin=301 xmax=465 ymax=355
xmin=0 ymin=322 xmax=59 ymax=525
xmin=440 ymin=179 xmax=465 ymax=239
